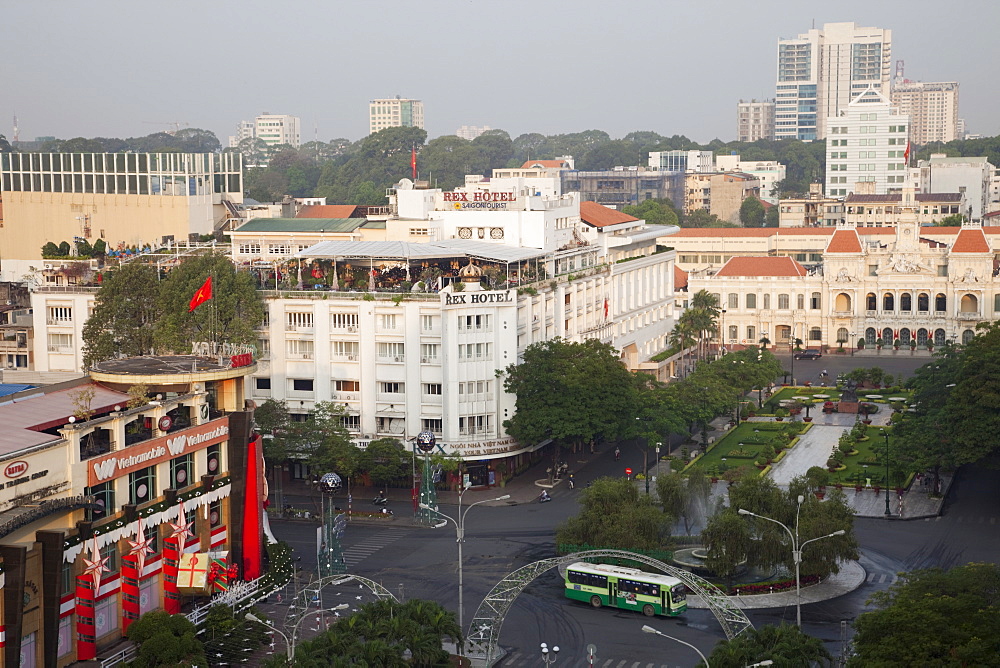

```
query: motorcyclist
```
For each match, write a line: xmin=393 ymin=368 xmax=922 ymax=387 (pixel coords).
xmin=373 ymin=491 xmax=387 ymax=505
xmin=539 ymin=490 xmax=551 ymax=502
xmin=614 ymin=447 xmax=621 ymax=461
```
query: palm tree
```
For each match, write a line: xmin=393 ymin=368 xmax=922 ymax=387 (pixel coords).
xmin=758 ymin=335 xmax=771 ymax=349
xmin=688 ymin=290 xmax=721 ymax=360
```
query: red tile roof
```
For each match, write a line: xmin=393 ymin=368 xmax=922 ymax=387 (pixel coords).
xmin=951 ymin=227 xmax=991 ymax=253
xmin=579 ymin=201 xmax=640 ymax=228
xmin=296 ymin=205 xmax=359 ymax=218
xmin=715 ymin=256 xmax=807 ymax=277
xmin=674 ymin=265 xmax=688 ymax=290
xmin=520 ymin=159 xmax=571 ymax=169
xmin=825 ymin=228 xmax=863 ymax=253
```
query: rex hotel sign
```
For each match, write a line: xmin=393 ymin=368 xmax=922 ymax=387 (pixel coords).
xmin=88 ymin=417 xmax=230 ymax=486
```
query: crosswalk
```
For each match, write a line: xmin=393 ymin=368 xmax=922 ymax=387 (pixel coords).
xmin=342 ymin=528 xmax=409 ymax=567
xmin=866 ymin=573 xmax=899 ymax=585
xmin=500 ymin=652 xmax=684 ymax=668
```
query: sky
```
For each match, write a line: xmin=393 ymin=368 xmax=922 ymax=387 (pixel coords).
xmin=2 ymin=0 xmax=998 ymax=146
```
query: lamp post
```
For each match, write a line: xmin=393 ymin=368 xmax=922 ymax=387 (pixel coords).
xmin=883 ymin=431 xmax=891 ymax=517
xmin=850 ymin=331 xmax=856 ymax=357
xmin=641 ymin=625 xmax=709 ymax=667
xmin=420 ymin=489 xmax=510 ymax=656
xmin=737 ymin=498 xmax=846 ymax=627
xmin=720 ymin=308 xmax=727 ymax=358
xmin=789 ymin=330 xmax=795 ymax=386
xmin=540 ymin=642 xmax=560 ymax=666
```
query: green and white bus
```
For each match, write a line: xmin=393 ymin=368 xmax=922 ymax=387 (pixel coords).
xmin=564 ymin=562 xmax=688 ymax=618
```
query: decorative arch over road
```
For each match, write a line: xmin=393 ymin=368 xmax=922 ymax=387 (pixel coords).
xmin=465 ymin=549 xmax=753 ymax=666
xmin=282 ymin=573 xmax=397 ymax=633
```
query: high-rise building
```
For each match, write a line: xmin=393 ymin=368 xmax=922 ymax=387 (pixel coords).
xmin=228 ymin=113 xmax=301 ymax=148
xmin=736 ymin=100 xmax=775 ymax=142
xmin=890 ymin=81 xmax=960 ymax=144
xmin=369 ymin=97 xmax=424 ymax=135
xmin=456 ymin=125 xmax=491 ymax=140
xmin=775 ymin=22 xmax=892 ymax=141
xmin=825 ymin=87 xmax=909 ymax=196
xmin=648 ymin=150 xmax=714 ymax=173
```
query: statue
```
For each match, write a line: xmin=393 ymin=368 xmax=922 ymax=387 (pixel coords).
xmin=835 ymin=268 xmax=853 ymax=282
xmin=961 ymin=268 xmax=979 ymax=283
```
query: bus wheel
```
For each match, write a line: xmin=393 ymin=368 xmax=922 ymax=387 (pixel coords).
xmin=590 ymin=595 xmax=602 ymax=608
xmin=642 ymin=604 xmax=655 ymax=617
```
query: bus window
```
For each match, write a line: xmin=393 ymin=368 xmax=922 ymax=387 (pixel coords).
xmin=671 ymin=585 xmax=688 ymax=603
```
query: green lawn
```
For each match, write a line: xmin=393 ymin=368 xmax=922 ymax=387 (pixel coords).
xmin=757 ymin=386 xmax=912 ymax=415
xmin=827 ymin=425 xmax=907 ymax=489
xmin=684 ymin=420 xmax=809 ymax=478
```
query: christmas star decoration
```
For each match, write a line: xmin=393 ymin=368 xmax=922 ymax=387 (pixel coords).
xmin=82 ymin=537 xmax=109 ymax=590
xmin=127 ymin=515 xmax=155 ymax=575
xmin=169 ymin=501 xmax=194 ymax=547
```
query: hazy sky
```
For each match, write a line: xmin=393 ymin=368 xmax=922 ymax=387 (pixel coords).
xmin=3 ymin=0 xmax=998 ymax=145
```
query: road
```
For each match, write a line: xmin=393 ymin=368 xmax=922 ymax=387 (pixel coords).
xmin=266 ymin=354 xmax=993 ymax=666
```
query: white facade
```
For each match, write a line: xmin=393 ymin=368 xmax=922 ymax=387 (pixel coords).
xmin=825 ymin=88 xmax=909 ymax=197
xmin=918 ymin=154 xmax=994 ymax=221
xmin=229 ymin=114 xmax=301 ymax=148
xmin=776 ymin=22 xmax=892 ymax=141
xmin=648 ymin=150 xmax=714 ymax=173
xmin=715 ymin=155 xmax=786 ymax=203
xmin=369 ymin=98 xmax=425 ymax=135
xmin=737 ymin=100 xmax=775 ymax=142
xmin=456 ymin=125 xmax=491 ymax=140
xmin=890 ymin=81 xmax=959 ymax=144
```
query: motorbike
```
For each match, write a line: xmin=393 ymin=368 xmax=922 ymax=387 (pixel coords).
xmin=538 ymin=492 xmax=552 ymax=503
xmin=373 ymin=494 xmax=388 ymax=506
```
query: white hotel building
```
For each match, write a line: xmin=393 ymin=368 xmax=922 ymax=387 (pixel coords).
xmin=29 ymin=173 xmax=681 ymax=482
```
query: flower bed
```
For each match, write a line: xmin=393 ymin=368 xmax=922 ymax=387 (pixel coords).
xmin=730 ymin=574 xmax=820 ymax=596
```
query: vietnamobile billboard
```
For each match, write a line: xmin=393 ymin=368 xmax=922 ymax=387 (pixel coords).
xmin=88 ymin=417 xmax=230 ymax=486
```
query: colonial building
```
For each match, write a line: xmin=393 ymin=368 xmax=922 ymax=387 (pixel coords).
xmin=688 ymin=189 xmax=1000 ymax=352
xmin=0 ymin=356 xmax=263 ymax=666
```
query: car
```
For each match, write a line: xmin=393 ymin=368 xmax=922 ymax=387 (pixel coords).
xmin=793 ymin=349 xmax=822 ymax=360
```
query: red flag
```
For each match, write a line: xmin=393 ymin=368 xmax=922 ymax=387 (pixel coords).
xmin=603 ymin=298 xmax=609 ymax=319
xmin=411 ymin=146 xmax=417 ymax=179
xmin=189 ymin=276 xmax=212 ymax=312
xmin=903 ymin=141 xmax=910 ymax=165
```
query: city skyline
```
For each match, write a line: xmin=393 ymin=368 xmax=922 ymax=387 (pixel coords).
xmin=2 ymin=0 xmax=998 ymax=145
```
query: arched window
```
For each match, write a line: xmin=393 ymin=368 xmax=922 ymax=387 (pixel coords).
xmin=810 ymin=292 xmax=821 ymax=309
xmin=934 ymin=328 xmax=946 ymax=345
xmin=746 ymin=293 xmax=757 ymax=309
xmin=778 ymin=294 xmax=789 ymax=309
xmin=866 ymin=293 xmax=877 ymax=310
xmin=836 ymin=327 xmax=849 ymax=343
xmin=797 ymin=294 xmax=805 ymax=309
xmin=728 ymin=293 xmax=739 ymax=309
xmin=900 ymin=293 xmax=912 ymax=311
xmin=776 ymin=325 xmax=791 ymax=342
xmin=917 ymin=328 xmax=928 ymax=345
xmin=960 ymin=294 xmax=979 ymax=313
xmin=882 ymin=327 xmax=893 ymax=344
xmin=866 ymin=327 xmax=877 ymax=344
xmin=836 ymin=293 xmax=852 ymax=312
xmin=900 ymin=328 xmax=911 ymax=344
xmin=883 ymin=293 xmax=895 ymax=311
xmin=809 ymin=326 xmax=822 ymax=341
xmin=917 ymin=293 xmax=929 ymax=311
xmin=935 ymin=293 xmax=947 ymax=311
xmin=763 ymin=293 xmax=771 ymax=309
xmin=963 ymin=329 xmax=975 ymax=343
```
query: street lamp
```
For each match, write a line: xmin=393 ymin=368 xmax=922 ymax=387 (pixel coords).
xmin=882 ymin=431 xmax=891 ymax=517
xmin=420 ymin=489 xmax=510 ymax=656
xmin=641 ymin=624 xmax=709 ymax=667
xmin=850 ymin=331 xmax=856 ymax=357
xmin=540 ymin=642 xmax=560 ymax=666
xmin=738 ymin=498 xmax=846 ymax=627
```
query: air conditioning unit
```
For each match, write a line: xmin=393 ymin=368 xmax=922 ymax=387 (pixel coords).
xmin=394 ymin=356 xmax=403 ymax=362
xmin=302 ymin=353 xmax=313 ymax=359
xmin=347 ymin=355 xmax=357 ymax=361
xmin=347 ymin=326 xmax=357 ymax=333
xmin=421 ymin=357 xmax=429 ymax=363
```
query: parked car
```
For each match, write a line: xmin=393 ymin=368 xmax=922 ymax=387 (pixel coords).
xmin=794 ymin=349 xmax=822 ymax=360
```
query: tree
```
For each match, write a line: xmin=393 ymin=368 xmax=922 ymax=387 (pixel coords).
xmin=41 ymin=241 xmax=61 ymax=257
xmin=292 ymin=598 xmax=461 ymax=667
xmin=154 ymin=253 xmax=266 ymax=354
xmin=82 ymin=262 xmax=160 ymax=367
xmin=126 ymin=610 xmax=207 ymax=667
xmin=501 ymin=338 xmax=638 ymax=454
xmin=707 ymin=623 xmax=832 ymax=668
xmin=471 ymin=130 xmax=514 ymax=172
xmin=578 ymin=139 xmax=641 ymax=170
xmin=765 ymin=203 xmax=779 ymax=227
xmin=360 ymin=438 xmax=407 ymax=488
xmin=656 ymin=471 xmax=711 ymax=535
xmin=739 ymin=196 xmax=766 ymax=228
xmin=556 ymin=477 xmax=671 ymax=551
xmin=934 ymin=213 xmax=966 ymax=226
xmin=419 ymin=135 xmax=485 ymax=189
xmin=683 ymin=209 xmax=734 ymax=228
xmin=0 ymin=134 xmax=10 ymax=152
xmin=621 ymin=199 xmax=680 ymax=227
xmin=850 ymin=563 xmax=1000 ymax=666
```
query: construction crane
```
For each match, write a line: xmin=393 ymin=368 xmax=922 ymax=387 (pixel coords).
xmin=142 ymin=121 xmax=190 ymax=135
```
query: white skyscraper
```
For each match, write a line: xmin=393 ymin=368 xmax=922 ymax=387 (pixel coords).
xmin=229 ymin=113 xmax=302 ymax=148
xmin=369 ymin=97 xmax=425 ymax=135
xmin=776 ymin=22 xmax=892 ymax=141
xmin=825 ymin=88 xmax=909 ymax=196
xmin=890 ymin=81 xmax=960 ymax=144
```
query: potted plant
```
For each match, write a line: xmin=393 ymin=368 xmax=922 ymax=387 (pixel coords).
xmin=909 ymin=340 xmax=917 ymax=353
xmin=774 ymin=407 xmax=788 ymax=422
xmin=893 ymin=338 xmax=901 ymax=350
xmin=926 ymin=341 xmax=934 ymax=353
xmin=806 ymin=465 xmax=831 ymax=498
xmin=857 ymin=337 xmax=867 ymax=351
xmin=875 ymin=337 xmax=884 ymax=350
xmin=836 ymin=338 xmax=846 ymax=353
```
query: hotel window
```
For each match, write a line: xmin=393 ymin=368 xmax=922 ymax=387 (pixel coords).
xmin=459 ymin=314 xmax=491 ymax=331
xmin=129 ymin=465 xmax=157 ymax=505
xmin=268 ymin=244 xmax=290 ymax=255
xmin=47 ymin=306 xmax=73 ymax=324
xmin=421 ymin=315 xmax=435 ymax=331
xmin=331 ymin=313 xmax=359 ymax=330
xmin=332 ymin=341 xmax=360 ymax=359
xmin=422 ymin=418 xmax=443 ymax=434
xmin=238 ymin=243 xmax=261 ymax=255
xmin=459 ymin=343 xmax=491 ymax=360
xmin=47 ymin=332 xmax=73 ymax=352
xmin=377 ymin=342 xmax=405 ymax=361
xmin=379 ymin=314 xmax=398 ymax=330
xmin=286 ymin=339 xmax=315 ymax=359
xmin=341 ymin=415 xmax=361 ymax=431
xmin=291 ymin=378 xmax=314 ymax=392
xmin=423 ymin=383 xmax=442 ymax=395
xmin=334 ymin=380 xmax=360 ymax=393
xmin=420 ymin=343 xmax=439 ymax=362
xmin=459 ymin=414 xmax=493 ymax=435
xmin=255 ymin=377 xmax=271 ymax=391
xmin=380 ymin=382 xmax=404 ymax=394
xmin=286 ymin=312 xmax=313 ymax=331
